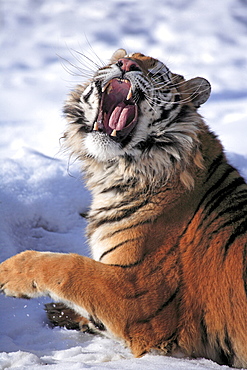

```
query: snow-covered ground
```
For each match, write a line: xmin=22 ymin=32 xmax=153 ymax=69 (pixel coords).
xmin=0 ymin=0 xmax=247 ymax=368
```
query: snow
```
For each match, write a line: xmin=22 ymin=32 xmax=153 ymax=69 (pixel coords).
xmin=0 ymin=0 xmax=247 ymax=368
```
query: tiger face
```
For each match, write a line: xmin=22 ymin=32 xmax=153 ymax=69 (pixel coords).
xmin=64 ymin=49 xmax=211 ymax=166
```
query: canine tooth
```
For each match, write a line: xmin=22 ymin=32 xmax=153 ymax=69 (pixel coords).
xmin=93 ymin=122 xmax=99 ymax=131
xmin=126 ymin=87 xmax=132 ymax=101
xmin=102 ymin=81 xmax=111 ymax=93
xmin=111 ymin=129 xmax=117 ymax=137
xmin=107 ymin=85 xmax=113 ymax=94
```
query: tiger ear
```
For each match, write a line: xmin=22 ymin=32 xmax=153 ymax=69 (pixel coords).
xmin=110 ymin=48 xmax=127 ymax=63
xmin=185 ymin=77 xmax=211 ymax=108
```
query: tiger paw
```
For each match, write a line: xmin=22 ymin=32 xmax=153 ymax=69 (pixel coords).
xmin=0 ymin=250 xmax=46 ymax=299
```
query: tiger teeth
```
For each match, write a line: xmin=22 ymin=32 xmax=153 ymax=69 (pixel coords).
xmin=102 ymin=80 xmax=111 ymax=93
xmin=111 ymin=129 xmax=117 ymax=137
xmin=126 ymin=87 xmax=132 ymax=101
xmin=102 ymin=83 xmax=109 ymax=93
xmin=93 ymin=122 xmax=99 ymax=131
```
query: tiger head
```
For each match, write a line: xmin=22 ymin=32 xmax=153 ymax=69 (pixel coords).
xmin=64 ymin=49 xmax=211 ymax=186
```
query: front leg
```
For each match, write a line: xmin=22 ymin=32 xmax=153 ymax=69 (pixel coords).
xmin=0 ymin=250 xmax=107 ymax=319
xmin=0 ymin=250 xmax=179 ymax=357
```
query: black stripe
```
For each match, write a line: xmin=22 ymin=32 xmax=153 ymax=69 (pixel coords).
xmin=197 ymin=166 xmax=234 ymax=220
xmin=111 ymin=240 xmax=180 ymax=270
xmin=199 ymin=177 xmax=247 ymax=225
xmin=101 ymin=177 xmax=138 ymax=194
xmin=200 ymin=313 xmax=208 ymax=346
xmin=216 ymin=212 xmax=246 ymax=237
xmin=219 ymin=328 xmax=235 ymax=367
xmin=199 ymin=213 xmax=247 ymax=258
xmin=157 ymin=329 xmax=178 ymax=345
xmin=111 ymin=258 xmax=145 ymax=269
xmin=101 ymin=182 xmax=136 ymax=194
xmin=206 ymin=211 xmax=246 ymax=242
xmin=223 ymin=219 xmax=247 ymax=260
xmin=83 ymin=86 xmax=94 ymax=102
xmin=204 ymin=153 xmax=224 ymax=183
xmin=151 ymin=101 xmax=183 ymax=127
xmin=136 ymin=286 xmax=179 ymax=324
xmin=147 ymin=244 xmax=180 ymax=276
xmin=95 ymin=197 xmax=147 ymax=213
xmin=177 ymin=165 xmax=235 ymax=243
xmin=134 ymin=136 xmax=156 ymax=151
xmin=203 ymin=166 xmax=235 ymax=201
xmin=152 ymin=107 xmax=171 ymax=123
xmin=99 ymin=237 xmax=141 ymax=261
xmin=99 ymin=219 xmax=154 ymax=241
xmin=204 ymin=199 xmax=247 ymax=233
xmin=93 ymin=199 xmax=151 ymax=228
xmin=90 ymin=187 xmax=172 ymax=229
xmin=125 ymin=290 xmax=149 ymax=299
xmin=91 ymin=187 xmax=152 ymax=215
xmin=204 ymin=176 xmax=246 ymax=213
xmin=163 ymin=329 xmax=178 ymax=343
xmin=89 ymin=315 xmax=106 ymax=332
xmin=63 ymin=103 xmax=86 ymax=126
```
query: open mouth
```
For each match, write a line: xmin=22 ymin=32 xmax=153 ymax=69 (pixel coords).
xmin=93 ymin=78 xmax=138 ymax=142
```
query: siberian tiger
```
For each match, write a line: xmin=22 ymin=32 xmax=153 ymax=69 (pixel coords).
xmin=0 ymin=49 xmax=247 ymax=368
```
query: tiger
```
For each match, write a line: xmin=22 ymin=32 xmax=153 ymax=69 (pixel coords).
xmin=0 ymin=48 xmax=247 ymax=368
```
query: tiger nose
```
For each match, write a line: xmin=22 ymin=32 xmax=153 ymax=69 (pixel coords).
xmin=117 ymin=58 xmax=140 ymax=72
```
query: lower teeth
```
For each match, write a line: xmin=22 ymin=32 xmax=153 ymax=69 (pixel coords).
xmin=111 ymin=129 xmax=117 ymax=137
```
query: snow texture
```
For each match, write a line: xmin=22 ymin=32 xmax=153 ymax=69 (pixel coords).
xmin=0 ymin=0 xmax=247 ymax=368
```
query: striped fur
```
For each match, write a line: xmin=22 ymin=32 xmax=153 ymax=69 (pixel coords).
xmin=0 ymin=49 xmax=247 ymax=367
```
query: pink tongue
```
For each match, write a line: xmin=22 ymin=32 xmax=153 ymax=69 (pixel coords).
xmin=109 ymin=103 xmax=135 ymax=131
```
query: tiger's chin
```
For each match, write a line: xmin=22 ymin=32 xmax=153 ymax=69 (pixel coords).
xmin=84 ymin=131 xmax=124 ymax=162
